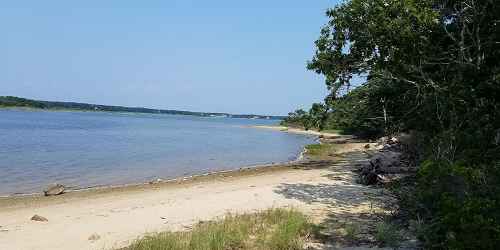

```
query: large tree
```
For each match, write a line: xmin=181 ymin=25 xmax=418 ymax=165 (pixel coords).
xmin=307 ymin=0 xmax=500 ymax=248
xmin=308 ymin=0 xmax=499 ymax=161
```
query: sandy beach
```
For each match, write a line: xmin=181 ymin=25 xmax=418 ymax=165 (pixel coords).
xmin=0 ymin=130 xmax=389 ymax=250
xmin=251 ymin=125 xmax=343 ymax=138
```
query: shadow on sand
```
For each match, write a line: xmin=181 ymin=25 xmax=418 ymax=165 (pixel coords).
xmin=274 ymin=151 xmax=394 ymax=247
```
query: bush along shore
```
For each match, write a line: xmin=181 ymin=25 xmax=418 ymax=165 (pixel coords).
xmin=281 ymin=0 xmax=500 ymax=249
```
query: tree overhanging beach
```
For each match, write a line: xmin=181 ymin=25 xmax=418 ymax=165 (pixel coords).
xmin=282 ymin=0 xmax=500 ymax=249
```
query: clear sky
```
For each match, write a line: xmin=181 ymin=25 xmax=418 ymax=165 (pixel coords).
xmin=1 ymin=1 xmax=338 ymax=116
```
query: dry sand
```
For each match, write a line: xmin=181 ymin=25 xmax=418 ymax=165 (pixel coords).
xmin=251 ymin=125 xmax=342 ymax=138
xmin=0 ymin=138 xmax=389 ymax=250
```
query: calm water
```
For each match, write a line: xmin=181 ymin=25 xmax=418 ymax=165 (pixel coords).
xmin=0 ymin=110 xmax=314 ymax=195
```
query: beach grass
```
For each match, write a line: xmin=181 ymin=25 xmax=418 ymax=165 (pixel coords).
xmin=305 ymin=143 xmax=337 ymax=157
xmin=375 ymin=221 xmax=403 ymax=248
xmin=122 ymin=208 xmax=312 ymax=250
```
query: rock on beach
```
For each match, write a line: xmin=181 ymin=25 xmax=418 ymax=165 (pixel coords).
xmin=44 ymin=184 xmax=65 ymax=196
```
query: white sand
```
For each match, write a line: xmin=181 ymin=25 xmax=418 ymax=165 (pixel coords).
xmin=252 ymin=125 xmax=342 ymax=138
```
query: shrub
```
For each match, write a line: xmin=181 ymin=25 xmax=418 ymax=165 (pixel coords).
xmin=415 ymin=160 xmax=500 ymax=249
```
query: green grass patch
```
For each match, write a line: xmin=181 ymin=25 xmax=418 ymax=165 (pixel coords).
xmin=344 ymin=222 xmax=361 ymax=242
xmin=375 ymin=221 xmax=403 ymax=248
xmin=122 ymin=208 xmax=312 ymax=250
xmin=305 ymin=143 xmax=336 ymax=157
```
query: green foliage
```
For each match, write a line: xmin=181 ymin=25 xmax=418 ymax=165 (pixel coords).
xmin=281 ymin=109 xmax=311 ymax=130
xmin=0 ymin=96 xmax=47 ymax=108
xmin=308 ymin=103 xmax=328 ymax=131
xmin=415 ymin=160 xmax=500 ymax=249
xmin=303 ymin=0 xmax=500 ymax=248
xmin=375 ymin=221 xmax=403 ymax=248
xmin=344 ymin=223 xmax=361 ymax=242
xmin=281 ymin=104 xmax=328 ymax=131
xmin=281 ymin=80 xmax=392 ymax=138
xmin=123 ymin=208 xmax=311 ymax=250
xmin=324 ymin=83 xmax=386 ymax=138
xmin=265 ymin=209 xmax=311 ymax=250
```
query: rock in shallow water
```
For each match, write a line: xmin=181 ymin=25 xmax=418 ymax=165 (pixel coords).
xmin=43 ymin=184 xmax=65 ymax=196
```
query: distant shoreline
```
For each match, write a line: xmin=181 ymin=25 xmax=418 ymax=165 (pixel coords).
xmin=0 ymin=106 xmax=280 ymax=120
xmin=0 ymin=96 xmax=286 ymax=120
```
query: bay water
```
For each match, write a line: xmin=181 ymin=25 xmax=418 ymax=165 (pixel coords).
xmin=0 ymin=110 xmax=314 ymax=195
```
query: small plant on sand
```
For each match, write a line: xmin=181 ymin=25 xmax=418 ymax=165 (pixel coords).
xmin=375 ymin=221 xmax=403 ymax=248
xmin=344 ymin=222 xmax=361 ymax=242
xmin=123 ymin=208 xmax=311 ymax=250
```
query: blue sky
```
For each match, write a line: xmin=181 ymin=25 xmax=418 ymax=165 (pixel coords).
xmin=1 ymin=1 xmax=339 ymax=116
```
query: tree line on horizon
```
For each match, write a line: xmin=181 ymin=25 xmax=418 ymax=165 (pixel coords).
xmin=283 ymin=0 xmax=499 ymax=248
xmin=0 ymin=96 xmax=284 ymax=120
